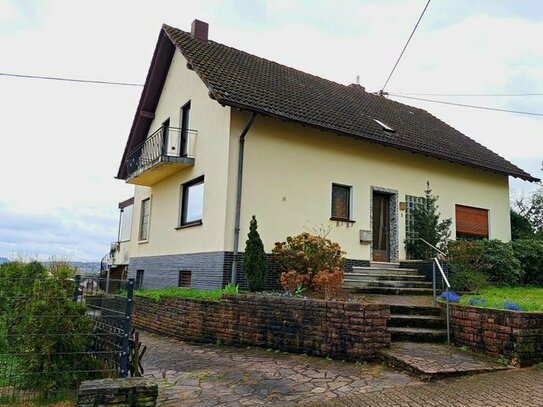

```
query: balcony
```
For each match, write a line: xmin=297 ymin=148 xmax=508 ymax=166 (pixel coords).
xmin=125 ymin=126 xmax=197 ymax=186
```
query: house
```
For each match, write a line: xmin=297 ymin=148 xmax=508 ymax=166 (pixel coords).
xmin=105 ymin=20 xmax=538 ymax=291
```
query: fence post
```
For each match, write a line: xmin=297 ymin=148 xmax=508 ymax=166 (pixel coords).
xmin=119 ymin=278 xmax=134 ymax=378
xmin=73 ymin=274 xmax=81 ymax=302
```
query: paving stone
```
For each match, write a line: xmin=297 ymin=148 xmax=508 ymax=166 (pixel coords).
xmin=381 ymin=342 xmax=509 ymax=380
xmin=140 ymin=331 xmax=416 ymax=405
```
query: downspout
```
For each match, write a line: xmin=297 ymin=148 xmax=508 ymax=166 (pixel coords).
xmin=231 ymin=112 xmax=257 ymax=284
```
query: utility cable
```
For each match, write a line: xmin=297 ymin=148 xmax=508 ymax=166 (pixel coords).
xmin=391 ymin=92 xmax=543 ymax=97
xmin=380 ymin=0 xmax=431 ymax=94
xmin=389 ymin=93 xmax=543 ymax=117
xmin=0 ymin=72 xmax=143 ymax=87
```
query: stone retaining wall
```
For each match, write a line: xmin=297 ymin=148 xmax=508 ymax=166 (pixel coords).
xmin=449 ymin=304 xmax=543 ymax=367
xmin=133 ymin=294 xmax=390 ymax=360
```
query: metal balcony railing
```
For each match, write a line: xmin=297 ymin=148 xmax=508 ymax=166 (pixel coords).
xmin=125 ymin=126 xmax=197 ymax=178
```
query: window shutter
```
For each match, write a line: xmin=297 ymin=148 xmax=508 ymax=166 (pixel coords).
xmin=455 ymin=205 xmax=489 ymax=237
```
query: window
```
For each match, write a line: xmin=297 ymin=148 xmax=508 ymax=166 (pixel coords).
xmin=180 ymin=101 xmax=191 ymax=156
xmin=178 ymin=270 xmax=192 ymax=288
xmin=135 ymin=270 xmax=144 ymax=290
xmin=119 ymin=204 xmax=133 ymax=242
xmin=331 ymin=183 xmax=351 ymax=220
xmin=455 ymin=205 xmax=489 ymax=240
xmin=180 ymin=176 xmax=204 ymax=226
xmin=405 ymin=195 xmax=425 ymax=259
xmin=139 ymin=198 xmax=151 ymax=241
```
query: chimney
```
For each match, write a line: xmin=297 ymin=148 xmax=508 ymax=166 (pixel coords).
xmin=191 ymin=19 xmax=209 ymax=42
xmin=348 ymin=83 xmax=365 ymax=92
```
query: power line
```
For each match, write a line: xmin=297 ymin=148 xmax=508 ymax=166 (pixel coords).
xmin=380 ymin=0 xmax=431 ymax=94
xmin=0 ymin=72 xmax=143 ymax=87
xmin=388 ymin=93 xmax=543 ymax=117
xmin=391 ymin=92 xmax=543 ymax=97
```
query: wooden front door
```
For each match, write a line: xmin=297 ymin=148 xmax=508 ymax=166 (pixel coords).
xmin=372 ymin=193 xmax=390 ymax=262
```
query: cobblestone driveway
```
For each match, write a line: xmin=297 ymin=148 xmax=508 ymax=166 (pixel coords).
xmin=140 ymin=332 xmax=416 ymax=406
xmin=304 ymin=365 xmax=543 ymax=407
xmin=141 ymin=331 xmax=543 ymax=406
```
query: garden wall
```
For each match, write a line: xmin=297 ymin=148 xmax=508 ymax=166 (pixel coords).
xmin=133 ymin=294 xmax=390 ymax=360
xmin=449 ymin=304 xmax=543 ymax=367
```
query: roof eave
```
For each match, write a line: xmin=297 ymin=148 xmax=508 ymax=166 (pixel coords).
xmin=116 ymin=27 xmax=176 ymax=180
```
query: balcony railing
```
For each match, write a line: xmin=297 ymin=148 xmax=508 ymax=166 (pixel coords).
xmin=125 ymin=126 xmax=197 ymax=183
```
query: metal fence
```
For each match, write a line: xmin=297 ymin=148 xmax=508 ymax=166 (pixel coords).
xmin=0 ymin=275 xmax=134 ymax=403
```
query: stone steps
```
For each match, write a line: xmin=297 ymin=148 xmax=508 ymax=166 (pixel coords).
xmin=344 ymin=280 xmax=432 ymax=289
xmin=389 ymin=327 xmax=447 ymax=343
xmin=351 ymin=267 xmax=420 ymax=276
xmin=389 ymin=314 xmax=445 ymax=329
xmin=344 ymin=273 xmax=427 ymax=281
xmin=390 ymin=304 xmax=442 ymax=316
xmin=348 ymin=286 xmax=435 ymax=295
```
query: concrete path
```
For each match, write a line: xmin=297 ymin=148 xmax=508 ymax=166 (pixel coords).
xmin=140 ymin=332 xmax=417 ymax=406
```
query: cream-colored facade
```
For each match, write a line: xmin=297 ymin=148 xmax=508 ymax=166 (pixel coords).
xmin=114 ymin=47 xmax=511 ymax=272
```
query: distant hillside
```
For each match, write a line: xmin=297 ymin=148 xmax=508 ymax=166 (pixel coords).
xmin=42 ymin=261 xmax=101 ymax=273
xmin=0 ymin=257 xmax=8 ymax=264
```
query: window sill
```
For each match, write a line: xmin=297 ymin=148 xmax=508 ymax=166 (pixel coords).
xmin=330 ymin=217 xmax=356 ymax=223
xmin=175 ymin=220 xmax=203 ymax=230
xmin=138 ymin=239 xmax=149 ymax=245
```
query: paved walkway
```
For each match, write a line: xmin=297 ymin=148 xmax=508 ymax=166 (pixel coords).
xmin=140 ymin=332 xmax=416 ymax=406
xmin=303 ymin=365 xmax=543 ymax=406
xmin=381 ymin=342 xmax=508 ymax=380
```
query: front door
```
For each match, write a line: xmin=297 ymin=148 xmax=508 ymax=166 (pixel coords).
xmin=372 ymin=193 xmax=390 ymax=262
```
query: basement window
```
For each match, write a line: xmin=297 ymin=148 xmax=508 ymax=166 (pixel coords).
xmin=178 ymin=270 xmax=192 ymax=288
xmin=373 ymin=119 xmax=395 ymax=132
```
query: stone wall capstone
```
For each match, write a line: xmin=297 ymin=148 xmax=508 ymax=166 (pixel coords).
xmin=77 ymin=377 xmax=157 ymax=406
xmin=133 ymin=294 xmax=390 ymax=361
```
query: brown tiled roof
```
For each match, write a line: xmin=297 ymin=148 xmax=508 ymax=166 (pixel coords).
xmin=118 ymin=24 xmax=538 ymax=181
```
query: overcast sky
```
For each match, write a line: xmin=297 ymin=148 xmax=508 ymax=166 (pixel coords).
xmin=1 ymin=0 xmax=541 ymax=261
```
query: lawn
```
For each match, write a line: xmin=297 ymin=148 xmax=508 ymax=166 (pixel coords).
xmin=458 ymin=287 xmax=543 ymax=312
xmin=134 ymin=283 xmax=239 ymax=301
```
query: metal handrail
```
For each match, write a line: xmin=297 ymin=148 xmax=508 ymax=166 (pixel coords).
xmin=417 ymin=237 xmax=446 ymax=257
xmin=415 ymin=238 xmax=451 ymax=345
xmin=125 ymin=126 xmax=198 ymax=177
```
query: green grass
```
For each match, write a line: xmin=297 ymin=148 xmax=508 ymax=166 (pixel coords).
xmin=134 ymin=283 xmax=239 ymax=301
xmin=458 ymin=286 xmax=543 ymax=312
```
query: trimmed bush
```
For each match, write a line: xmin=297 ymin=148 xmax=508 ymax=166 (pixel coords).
xmin=511 ymin=239 xmax=543 ymax=285
xmin=242 ymin=215 xmax=268 ymax=291
xmin=273 ymin=232 xmax=345 ymax=294
xmin=449 ymin=267 xmax=488 ymax=292
xmin=448 ymin=239 xmax=523 ymax=286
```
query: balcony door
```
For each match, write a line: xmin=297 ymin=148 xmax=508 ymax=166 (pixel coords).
xmin=372 ymin=192 xmax=390 ymax=262
xmin=180 ymin=101 xmax=191 ymax=156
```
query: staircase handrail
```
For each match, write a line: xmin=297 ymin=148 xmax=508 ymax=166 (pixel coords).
xmin=415 ymin=238 xmax=451 ymax=345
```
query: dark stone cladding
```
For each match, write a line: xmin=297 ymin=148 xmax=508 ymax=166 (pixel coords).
xmin=128 ymin=252 xmax=227 ymax=290
xmin=345 ymin=258 xmax=371 ymax=272
xmin=129 ymin=252 xmax=372 ymax=290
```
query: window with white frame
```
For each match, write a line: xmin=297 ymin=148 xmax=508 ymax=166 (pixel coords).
xmin=139 ymin=198 xmax=151 ymax=241
xmin=180 ymin=176 xmax=204 ymax=226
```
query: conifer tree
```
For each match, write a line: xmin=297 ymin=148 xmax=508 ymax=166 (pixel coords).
xmin=243 ymin=215 xmax=268 ymax=291
xmin=406 ymin=182 xmax=452 ymax=259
